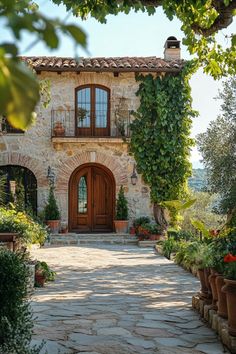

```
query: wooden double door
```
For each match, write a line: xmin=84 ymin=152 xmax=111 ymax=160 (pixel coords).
xmin=69 ymin=164 xmax=114 ymax=233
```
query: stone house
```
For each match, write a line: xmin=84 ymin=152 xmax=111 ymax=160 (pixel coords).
xmin=0 ymin=37 xmax=183 ymax=233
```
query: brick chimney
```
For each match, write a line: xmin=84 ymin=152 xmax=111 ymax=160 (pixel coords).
xmin=164 ymin=36 xmax=181 ymax=60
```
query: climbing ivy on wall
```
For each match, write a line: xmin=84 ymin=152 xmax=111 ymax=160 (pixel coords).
xmin=130 ymin=63 xmax=197 ymax=227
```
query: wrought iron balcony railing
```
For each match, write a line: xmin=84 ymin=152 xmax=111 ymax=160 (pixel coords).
xmin=51 ymin=109 xmax=132 ymax=138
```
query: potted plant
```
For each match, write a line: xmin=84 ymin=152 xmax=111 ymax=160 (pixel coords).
xmin=44 ymin=186 xmax=60 ymax=233
xmin=35 ymin=260 xmax=56 ymax=287
xmin=114 ymin=186 xmax=129 ymax=233
xmin=222 ymin=232 xmax=236 ymax=336
xmin=53 ymin=121 xmax=65 ymax=137
xmin=133 ymin=216 xmax=150 ymax=236
xmin=192 ymin=243 xmax=212 ymax=300
xmin=207 ymin=235 xmax=228 ymax=317
xmin=146 ymin=223 xmax=162 ymax=240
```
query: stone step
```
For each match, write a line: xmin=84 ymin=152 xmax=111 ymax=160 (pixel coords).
xmin=50 ymin=233 xmax=138 ymax=246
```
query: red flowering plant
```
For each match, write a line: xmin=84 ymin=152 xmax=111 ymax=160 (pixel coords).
xmin=223 ymin=229 xmax=236 ymax=280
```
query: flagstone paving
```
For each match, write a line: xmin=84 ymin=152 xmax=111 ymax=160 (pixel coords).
xmin=30 ymin=245 xmax=229 ymax=354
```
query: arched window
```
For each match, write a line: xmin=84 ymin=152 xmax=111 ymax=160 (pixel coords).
xmin=75 ymin=85 xmax=110 ymax=137
xmin=0 ymin=165 xmax=37 ymax=214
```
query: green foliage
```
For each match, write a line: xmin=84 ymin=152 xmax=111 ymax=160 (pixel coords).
xmin=224 ymin=261 xmax=236 ymax=280
xmin=0 ymin=249 xmax=42 ymax=353
xmin=133 ymin=216 xmax=151 ymax=228
xmin=162 ymin=237 xmax=178 ymax=259
xmin=191 ymin=219 xmax=211 ymax=239
xmin=161 ymin=199 xmax=196 ymax=211
xmin=144 ymin=223 xmax=162 ymax=235
xmin=130 ymin=67 xmax=196 ymax=207
xmin=174 ymin=241 xmax=200 ymax=270
xmin=44 ymin=187 xmax=60 ymax=221
xmin=57 ymin=0 xmax=236 ymax=78
xmin=0 ymin=55 xmax=39 ymax=130
xmin=0 ymin=0 xmax=87 ymax=130
xmin=197 ymin=77 xmax=236 ymax=220
xmin=181 ymin=190 xmax=225 ymax=233
xmin=116 ymin=186 xmax=128 ymax=220
xmin=35 ymin=261 xmax=56 ymax=282
xmin=0 ymin=174 xmax=7 ymax=205
xmin=0 ymin=207 xmax=47 ymax=245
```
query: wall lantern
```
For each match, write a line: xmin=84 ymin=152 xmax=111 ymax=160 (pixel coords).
xmin=130 ymin=164 xmax=138 ymax=185
xmin=47 ymin=166 xmax=55 ymax=186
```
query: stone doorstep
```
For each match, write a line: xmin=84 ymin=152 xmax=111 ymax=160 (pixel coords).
xmin=50 ymin=233 xmax=138 ymax=246
xmin=138 ymin=241 xmax=158 ymax=248
xmin=192 ymin=294 xmax=236 ymax=354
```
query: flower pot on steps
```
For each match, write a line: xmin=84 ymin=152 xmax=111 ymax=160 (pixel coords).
xmin=197 ymin=269 xmax=209 ymax=299
xmin=216 ymin=275 xmax=228 ymax=319
xmin=222 ymin=279 xmax=236 ymax=336
xmin=208 ymin=269 xmax=218 ymax=310
xmin=114 ymin=220 xmax=128 ymax=234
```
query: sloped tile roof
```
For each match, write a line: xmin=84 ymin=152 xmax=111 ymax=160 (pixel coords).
xmin=21 ymin=56 xmax=184 ymax=73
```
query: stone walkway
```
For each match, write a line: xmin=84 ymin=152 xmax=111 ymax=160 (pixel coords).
xmin=30 ymin=245 xmax=229 ymax=354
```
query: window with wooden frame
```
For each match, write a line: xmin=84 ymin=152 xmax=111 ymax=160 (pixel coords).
xmin=75 ymin=85 xmax=110 ymax=137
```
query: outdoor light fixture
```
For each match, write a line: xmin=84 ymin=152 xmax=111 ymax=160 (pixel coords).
xmin=130 ymin=164 xmax=138 ymax=185
xmin=47 ymin=166 xmax=55 ymax=186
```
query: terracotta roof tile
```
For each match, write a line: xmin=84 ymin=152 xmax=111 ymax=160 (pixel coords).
xmin=21 ymin=56 xmax=184 ymax=73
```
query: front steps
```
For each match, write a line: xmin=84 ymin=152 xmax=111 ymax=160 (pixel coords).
xmin=50 ymin=233 xmax=138 ymax=246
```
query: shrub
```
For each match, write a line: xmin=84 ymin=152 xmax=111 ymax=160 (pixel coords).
xmin=174 ymin=241 xmax=200 ymax=270
xmin=0 ymin=249 xmax=42 ymax=354
xmin=0 ymin=207 xmax=47 ymax=245
xmin=133 ymin=216 xmax=150 ymax=228
xmin=115 ymin=186 xmax=128 ymax=220
xmin=162 ymin=237 xmax=178 ymax=259
xmin=44 ymin=186 xmax=60 ymax=221
xmin=35 ymin=261 xmax=56 ymax=282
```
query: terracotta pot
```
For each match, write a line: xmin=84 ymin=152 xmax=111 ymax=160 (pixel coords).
xmin=46 ymin=220 xmax=60 ymax=234
xmin=204 ymin=268 xmax=212 ymax=299
xmin=53 ymin=122 xmax=65 ymax=137
xmin=208 ymin=269 xmax=218 ymax=310
xmin=129 ymin=227 xmax=136 ymax=235
xmin=149 ymin=234 xmax=161 ymax=241
xmin=216 ymin=275 xmax=228 ymax=319
xmin=222 ymin=279 xmax=236 ymax=336
xmin=35 ymin=272 xmax=46 ymax=287
xmin=197 ymin=269 xmax=209 ymax=299
xmin=60 ymin=227 xmax=68 ymax=234
xmin=114 ymin=220 xmax=129 ymax=233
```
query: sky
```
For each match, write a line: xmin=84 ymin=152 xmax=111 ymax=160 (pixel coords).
xmin=1 ymin=0 xmax=235 ymax=168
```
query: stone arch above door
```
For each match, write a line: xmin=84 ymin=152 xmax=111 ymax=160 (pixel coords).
xmin=0 ymin=152 xmax=47 ymax=187
xmin=56 ymin=151 xmax=128 ymax=191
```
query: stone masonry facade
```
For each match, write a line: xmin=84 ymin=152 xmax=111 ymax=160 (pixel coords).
xmin=0 ymin=70 xmax=154 ymax=228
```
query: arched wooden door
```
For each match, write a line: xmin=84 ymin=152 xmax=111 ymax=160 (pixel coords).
xmin=69 ymin=164 xmax=115 ymax=233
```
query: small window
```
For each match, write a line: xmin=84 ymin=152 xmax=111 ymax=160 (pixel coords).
xmin=78 ymin=175 xmax=87 ymax=213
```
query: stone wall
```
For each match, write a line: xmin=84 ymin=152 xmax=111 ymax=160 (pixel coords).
xmin=0 ymin=71 xmax=154 ymax=227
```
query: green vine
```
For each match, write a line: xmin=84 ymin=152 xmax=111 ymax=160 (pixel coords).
xmin=130 ymin=62 xmax=197 ymax=206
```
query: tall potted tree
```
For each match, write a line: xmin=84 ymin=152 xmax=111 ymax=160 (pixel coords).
xmin=44 ymin=186 xmax=60 ymax=233
xmin=114 ymin=186 xmax=128 ymax=233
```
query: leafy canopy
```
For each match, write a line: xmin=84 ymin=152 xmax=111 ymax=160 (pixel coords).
xmin=0 ymin=0 xmax=86 ymax=130
xmin=197 ymin=77 xmax=236 ymax=220
xmin=53 ymin=0 xmax=236 ymax=78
